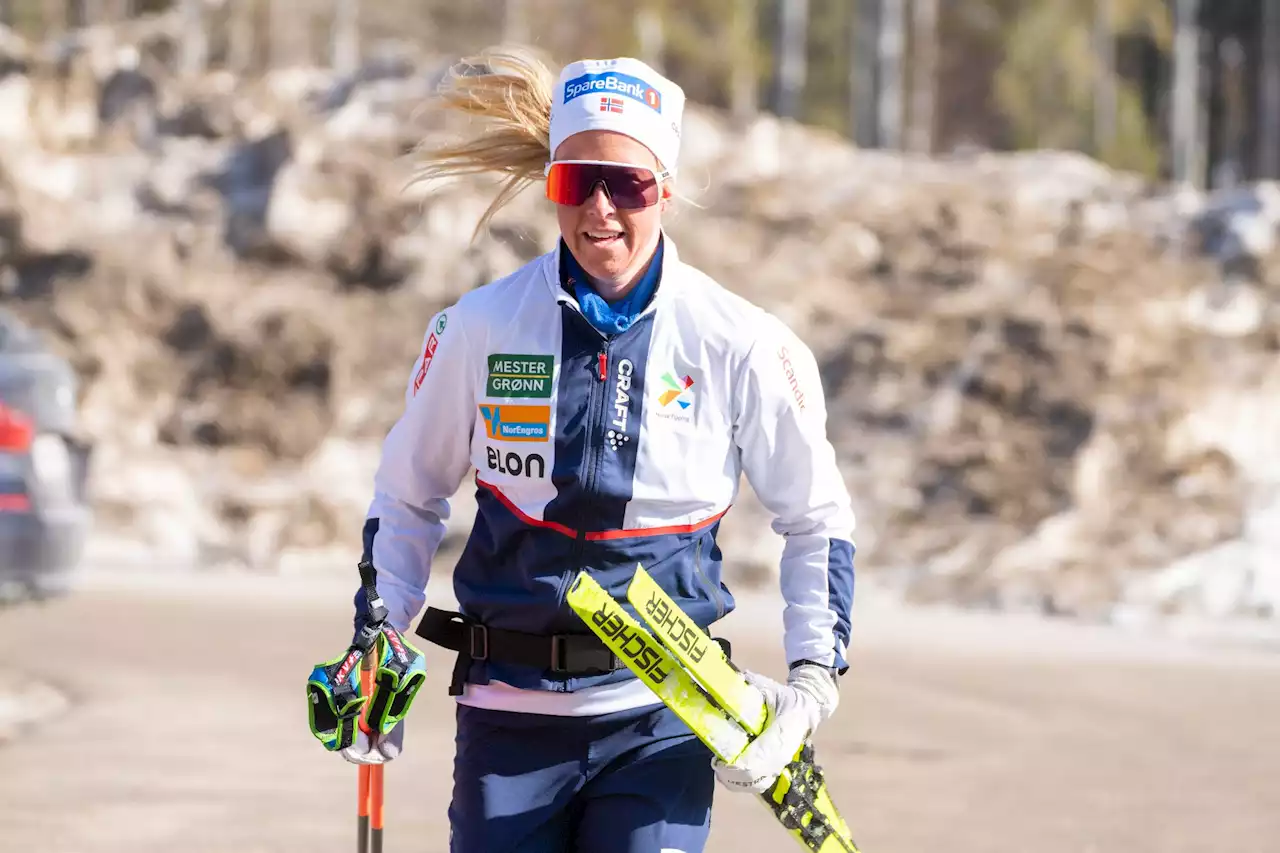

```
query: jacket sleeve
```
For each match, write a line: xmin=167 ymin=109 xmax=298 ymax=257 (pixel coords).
xmin=731 ymin=314 xmax=857 ymax=673
xmin=353 ymin=306 xmax=477 ymax=636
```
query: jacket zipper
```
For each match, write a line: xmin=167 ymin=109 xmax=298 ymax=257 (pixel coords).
xmin=557 ymin=324 xmax=610 ymax=609
xmin=584 ymin=342 xmax=610 ymax=501
xmin=692 ymin=537 xmax=725 ymax=620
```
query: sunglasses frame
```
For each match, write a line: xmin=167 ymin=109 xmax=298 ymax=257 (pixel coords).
xmin=543 ymin=159 xmax=673 ymax=209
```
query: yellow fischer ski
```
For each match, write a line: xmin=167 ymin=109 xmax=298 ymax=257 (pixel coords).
xmin=567 ymin=567 xmax=864 ymax=853
xmin=625 ymin=566 xmax=861 ymax=853
xmin=625 ymin=566 xmax=768 ymax=735
xmin=564 ymin=572 xmax=752 ymax=763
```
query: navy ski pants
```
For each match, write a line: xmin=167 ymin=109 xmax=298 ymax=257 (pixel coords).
xmin=448 ymin=701 xmax=716 ymax=852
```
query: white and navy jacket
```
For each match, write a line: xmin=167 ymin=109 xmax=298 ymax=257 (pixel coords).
xmin=356 ymin=234 xmax=856 ymax=705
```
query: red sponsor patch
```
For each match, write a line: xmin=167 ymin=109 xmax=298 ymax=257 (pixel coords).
xmin=412 ymin=333 xmax=439 ymax=394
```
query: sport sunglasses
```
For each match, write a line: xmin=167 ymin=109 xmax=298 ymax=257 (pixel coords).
xmin=544 ymin=160 xmax=671 ymax=209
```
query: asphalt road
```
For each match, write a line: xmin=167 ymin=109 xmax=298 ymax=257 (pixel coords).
xmin=1 ymin=568 xmax=1278 ymax=853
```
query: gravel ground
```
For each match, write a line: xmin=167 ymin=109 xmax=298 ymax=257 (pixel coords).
xmin=0 ymin=567 xmax=1277 ymax=853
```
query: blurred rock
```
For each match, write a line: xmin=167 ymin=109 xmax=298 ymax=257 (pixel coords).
xmin=0 ymin=13 xmax=1274 ymax=626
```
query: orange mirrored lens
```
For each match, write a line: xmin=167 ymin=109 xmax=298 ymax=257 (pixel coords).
xmin=546 ymin=163 xmax=660 ymax=209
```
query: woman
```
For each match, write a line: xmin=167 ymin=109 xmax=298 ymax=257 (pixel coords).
xmin=343 ymin=48 xmax=857 ymax=853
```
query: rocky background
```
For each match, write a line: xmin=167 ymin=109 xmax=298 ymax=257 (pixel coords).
xmin=0 ymin=12 xmax=1276 ymax=626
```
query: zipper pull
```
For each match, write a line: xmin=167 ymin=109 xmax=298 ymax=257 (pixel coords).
xmin=597 ymin=351 xmax=607 ymax=381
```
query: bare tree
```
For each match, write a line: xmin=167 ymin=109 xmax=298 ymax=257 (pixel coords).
xmin=52 ymin=0 xmax=110 ymax=29
xmin=1171 ymin=0 xmax=1202 ymax=187
xmin=877 ymin=0 xmax=905 ymax=150
xmin=729 ymin=0 xmax=758 ymax=123
xmin=635 ymin=4 xmax=664 ymax=73
xmin=66 ymin=0 xmax=88 ymax=28
xmin=270 ymin=0 xmax=310 ymax=68
xmin=502 ymin=0 xmax=527 ymax=45
xmin=180 ymin=0 xmax=207 ymax=78
xmin=1093 ymin=0 xmax=1117 ymax=156
xmin=228 ymin=0 xmax=256 ymax=74
xmin=908 ymin=0 xmax=937 ymax=154
xmin=1260 ymin=0 xmax=1280 ymax=179
xmin=79 ymin=0 xmax=121 ymax=27
xmin=331 ymin=0 xmax=360 ymax=75
xmin=775 ymin=0 xmax=808 ymax=120
xmin=851 ymin=0 xmax=878 ymax=146
xmin=40 ymin=0 xmax=63 ymax=35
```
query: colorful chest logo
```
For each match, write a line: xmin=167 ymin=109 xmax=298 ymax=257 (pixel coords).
xmin=658 ymin=372 xmax=695 ymax=410
xmin=479 ymin=405 xmax=550 ymax=442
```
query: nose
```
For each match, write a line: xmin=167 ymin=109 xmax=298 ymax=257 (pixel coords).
xmin=584 ymin=181 xmax=617 ymax=215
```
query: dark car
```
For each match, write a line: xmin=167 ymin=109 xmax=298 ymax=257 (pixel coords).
xmin=0 ymin=310 xmax=92 ymax=603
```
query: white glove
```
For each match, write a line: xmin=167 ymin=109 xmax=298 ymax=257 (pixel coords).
xmin=712 ymin=664 xmax=839 ymax=794
xmin=340 ymin=721 xmax=404 ymax=765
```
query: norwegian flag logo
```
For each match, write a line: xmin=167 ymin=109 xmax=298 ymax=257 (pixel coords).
xmin=599 ymin=96 xmax=624 ymax=114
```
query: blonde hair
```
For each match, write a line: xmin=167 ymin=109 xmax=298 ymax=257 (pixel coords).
xmin=409 ymin=46 xmax=558 ymax=239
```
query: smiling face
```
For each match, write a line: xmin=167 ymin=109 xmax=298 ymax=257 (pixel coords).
xmin=551 ymin=130 xmax=669 ymax=301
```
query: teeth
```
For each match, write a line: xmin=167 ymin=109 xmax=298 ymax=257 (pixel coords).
xmin=587 ymin=232 xmax=622 ymax=239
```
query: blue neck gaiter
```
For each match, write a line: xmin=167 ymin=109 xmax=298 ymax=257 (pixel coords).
xmin=563 ymin=238 xmax=664 ymax=336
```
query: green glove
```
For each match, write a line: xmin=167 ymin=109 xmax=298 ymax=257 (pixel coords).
xmin=362 ymin=625 xmax=428 ymax=736
xmin=306 ymin=646 xmax=369 ymax=752
xmin=308 ymin=558 xmax=428 ymax=751
xmin=307 ymin=624 xmax=427 ymax=751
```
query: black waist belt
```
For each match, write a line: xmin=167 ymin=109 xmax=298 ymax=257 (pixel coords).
xmin=414 ymin=606 xmax=625 ymax=696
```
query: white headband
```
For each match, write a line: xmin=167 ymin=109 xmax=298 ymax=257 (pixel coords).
xmin=548 ymin=58 xmax=685 ymax=173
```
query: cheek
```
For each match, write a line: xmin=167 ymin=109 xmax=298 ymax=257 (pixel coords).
xmin=556 ymin=206 xmax=579 ymax=237
xmin=621 ymin=209 xmax=661 ymax=246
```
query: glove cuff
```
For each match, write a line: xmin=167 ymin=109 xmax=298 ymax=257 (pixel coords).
xmin=788 ymin=663 xmax=840 ymax=727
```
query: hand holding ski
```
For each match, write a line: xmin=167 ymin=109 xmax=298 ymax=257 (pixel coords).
xmin=567 ymin=567 xmax=863 ymax=853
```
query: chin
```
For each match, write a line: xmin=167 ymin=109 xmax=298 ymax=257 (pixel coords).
xmin=578 ymin=251 xmax=630 ymax=281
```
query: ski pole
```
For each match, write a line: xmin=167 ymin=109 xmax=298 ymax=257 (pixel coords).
xmin=358 ymin=762 xmax=371 ymax=853
xmin=357 ymin=653 xmax=386 ymax=853
xmin=358 ymin=655 xmax=372 ymax=853
xmin=369 ymin=759 xmax=385 ymax=853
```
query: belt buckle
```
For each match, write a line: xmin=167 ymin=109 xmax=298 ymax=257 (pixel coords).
xmin=469 ymin=624 xmax=489 ymax=661
xmin=550 ymin=635 xmax=567 ymax=672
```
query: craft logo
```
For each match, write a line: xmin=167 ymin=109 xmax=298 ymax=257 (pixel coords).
xmin=564 ymin=71 xmax=662 ymax=113
xmin=479 ymin=405 xmax=550 ymax=442
xmin=607 ymin=358 xmax=634 ymax=451
xmin=599 ymin=96 xmax=624 ymax=114
xmin=487 ymin=354 xmax=554 ymax=398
